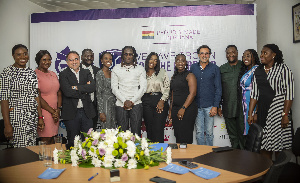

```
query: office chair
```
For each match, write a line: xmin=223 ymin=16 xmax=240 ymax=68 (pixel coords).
xmin=263 ymin=151 xmax=292 ymax=183
xmin=0 ymin=119 xmax=13 ymax=149
xmin=278 ymin=127 xmax=300 ymax=183
xmin=244 ymin=123 xmax=263 ymax=153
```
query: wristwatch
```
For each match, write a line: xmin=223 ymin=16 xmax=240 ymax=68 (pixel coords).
xmin=72 ymin=86 xmax=76 ymax=90
xmin=181 ymin=106 xmax=186 ymax=109
xmin=281 ymin=112 xmax=288 ymax=117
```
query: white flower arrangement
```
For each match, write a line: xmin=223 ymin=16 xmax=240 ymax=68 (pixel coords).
xmin=53 ymin=128 xmax=172 ymax=169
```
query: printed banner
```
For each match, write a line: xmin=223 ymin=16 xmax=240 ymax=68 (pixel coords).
xmin=30 ymin=4 xmax=257 ymax=146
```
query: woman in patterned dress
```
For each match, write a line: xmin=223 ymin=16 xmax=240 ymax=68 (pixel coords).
xmin=35 ymin=50 xmax=62 ymax=144
xmin=95 ymin=52 xmax=116 ymax=129
xmin=142 ymin=52 xmax=170 ymax=143
xmin=238 ymin=49 xmax=260 ymax=135
xmin=0 ymin=44 xmax=44 ymax=148
xmin=248 ymin=44 xmax=294 ymax=160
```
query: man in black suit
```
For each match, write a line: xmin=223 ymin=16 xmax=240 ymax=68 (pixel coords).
xmin=80 ymin=49 xmax=100 ymax=130
xmin=59 ymin=51 xmax=96 ymax=149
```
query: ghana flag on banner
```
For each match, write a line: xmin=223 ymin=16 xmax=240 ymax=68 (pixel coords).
xmin=142 ymin=31 xmax=154 ymax=39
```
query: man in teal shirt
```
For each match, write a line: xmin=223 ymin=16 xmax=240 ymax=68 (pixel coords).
xmin=218 ymin=45 xmax=245 ymax=149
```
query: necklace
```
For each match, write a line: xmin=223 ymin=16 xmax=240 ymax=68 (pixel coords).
xmin=264 ymin=65 xmax=272 ymax=71
xmin=124 ymin=65 xmax=133 ymax=72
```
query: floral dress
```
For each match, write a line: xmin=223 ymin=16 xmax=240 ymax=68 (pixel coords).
xmin=240 ymin=65 xmax=258 ymax=135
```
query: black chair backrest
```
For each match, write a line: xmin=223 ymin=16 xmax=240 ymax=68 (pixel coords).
xmin=292 ymin=127 xmax=300 ymax=157
xmin=245 ymin=123 xmax=263 ymax=153
xmin=0 ymin=119 xmax=6 ymax=142
xmin=263 ymin=151 xmax=292 ymax=183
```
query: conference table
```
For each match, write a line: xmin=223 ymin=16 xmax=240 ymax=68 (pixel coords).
xmin=0 ymin=144 xmax=272 ymax=183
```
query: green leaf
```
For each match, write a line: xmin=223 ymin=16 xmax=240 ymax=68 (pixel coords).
xmin=78 ymin=162 xmax=95 ymax=168
xmin=78 ymin=159 xmax=94 ymax=168
xmin=136 ymin=162 xmax=144 ymax=169
xmin=150 ymin=161 xmax=159 ymax=167
xmin=81 ymin=132 xmax=88 ymax=138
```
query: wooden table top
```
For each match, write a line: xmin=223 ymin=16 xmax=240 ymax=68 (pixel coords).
xmin=0 ymin=144 xmax=272 ymax=183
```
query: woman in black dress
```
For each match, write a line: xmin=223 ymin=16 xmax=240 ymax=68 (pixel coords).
xmin=168 ymin=54 xmax=197 ymax=143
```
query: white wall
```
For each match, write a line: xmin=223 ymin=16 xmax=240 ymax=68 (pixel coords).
xmin=257 ymin=0 xmax=300 ymax=130
xmin=0 ymin=0 xmax=49 ymax=118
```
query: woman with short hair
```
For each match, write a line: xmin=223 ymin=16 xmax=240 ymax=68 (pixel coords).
xmin=169 ymin=54 xmax=197 ymax=143
xmin=35 ymin=50 xmax=62 ymax=144
xmin=0 ymin=44 xmax=44 ymax=147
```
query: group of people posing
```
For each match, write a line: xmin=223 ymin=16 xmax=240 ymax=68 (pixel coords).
xmin=1 ymin=43 xmax=294 ymax=160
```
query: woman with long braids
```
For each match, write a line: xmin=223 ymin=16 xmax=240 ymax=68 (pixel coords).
xmin=142 ymin=52 xmax=170 ymax=143
xmin=168 ymin=54 xmax=197 ymax=143
xmin=238 ymin=49 xmax=260 ymax=135
xmin=248 ymin=44 xmax=294 ymax=160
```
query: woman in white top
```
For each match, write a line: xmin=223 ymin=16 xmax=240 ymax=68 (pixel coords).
xmin=142 ymin=52 xmax=170 ymax=143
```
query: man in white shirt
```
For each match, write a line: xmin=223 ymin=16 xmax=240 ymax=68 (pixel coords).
xmin=80 ymin=49 xmax=100 ymax=130
xmin=111 ymin=46 xmax=147 ymax=136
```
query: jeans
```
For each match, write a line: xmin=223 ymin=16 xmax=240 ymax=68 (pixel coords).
xmin=195 ymin=106 xmax=214 ymax=146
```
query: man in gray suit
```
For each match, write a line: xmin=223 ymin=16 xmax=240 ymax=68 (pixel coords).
xmin=59 ymin=51 xmax=96 ymax=149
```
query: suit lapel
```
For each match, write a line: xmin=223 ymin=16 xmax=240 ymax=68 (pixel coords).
xmin=65 ymin=67 xmax=78 ymax=84
xmin=79 ymin=69 xmax=85 ymax=84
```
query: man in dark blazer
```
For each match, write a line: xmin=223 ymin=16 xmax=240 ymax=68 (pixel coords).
xmin=59 ymin=51 xmax=96 ymax=149
xmin=80 ymin=49 xmax=100 ymax=130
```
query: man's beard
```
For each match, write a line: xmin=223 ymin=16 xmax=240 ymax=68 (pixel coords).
xmin=228 ymin=59 xmax=237 ymax=64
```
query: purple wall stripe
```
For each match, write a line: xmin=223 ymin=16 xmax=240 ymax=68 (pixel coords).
xmin=31 ymin=4 xmax=254 ymax=23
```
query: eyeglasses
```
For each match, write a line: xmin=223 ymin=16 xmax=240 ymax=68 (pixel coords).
xmin=68 ymin=58 xmax=79 ymax=62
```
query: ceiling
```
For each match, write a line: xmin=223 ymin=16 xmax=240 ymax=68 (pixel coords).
xmin=29 ymin=0 xmax=256 ymax=12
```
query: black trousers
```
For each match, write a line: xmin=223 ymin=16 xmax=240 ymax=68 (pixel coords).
xmin=115 ymin=103 xmax=143 ymax=136
xmin=64 ymin=108 xmax=93 ymax=149
xmin=142 ymin=93 xmax=169 ymax=143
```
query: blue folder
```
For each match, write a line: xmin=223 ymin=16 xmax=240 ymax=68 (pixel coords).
xmin=38 ymin=168 xmax=66 ymax=179
xmin=149 ymin=143 xmax=169 ymax=152
xmin=190 ymin=167 xmax=220 ymax=179
xmin=160 ymin=163 xmax=190 ymax=174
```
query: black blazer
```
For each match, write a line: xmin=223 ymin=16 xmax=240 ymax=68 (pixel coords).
xmin=80 ymin=64 xmax=101 ymax=112
xmin=59 ymin=67 xmax=96 ymax=120
xmin=91 ymin=65 xmax=101 ymax=78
